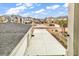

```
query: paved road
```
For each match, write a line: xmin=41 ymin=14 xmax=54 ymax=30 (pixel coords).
xmin=25 ymin=29 xmax=66 ymax=56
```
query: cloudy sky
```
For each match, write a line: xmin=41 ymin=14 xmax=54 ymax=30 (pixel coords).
xmin=0 ymin=3 xmax=68 ymax=18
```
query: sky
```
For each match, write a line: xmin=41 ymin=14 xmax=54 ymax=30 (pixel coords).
xmin=0 ymin=3 xmax=68 ymax=19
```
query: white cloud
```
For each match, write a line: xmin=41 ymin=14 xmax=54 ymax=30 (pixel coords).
xmin=5 ymin=6 xmax=26 ymax=15
xmin=16 ymin=3 xmax=33 ymax=9
xmin=29 ymin=6 xmax=34 ymax=9
xmin=46 ymin=6 xmax=51 ymax=9
xmin=16 ymin=6 xmax=26 ymax=10
xmin=64 ymin=3 xmax=68 ymax=7
xmin=35 ymin=3 xmax=41 ymax=6
xmin=35 ymin=9 xmax=45 ymax=13
xmin=59 ymin=12 xmax=64 ymax=15
xmin=16 ymin=3 xmax=22 ymax=6
xmin=5 ymin=3 xmax=34 ymax=15
xmin=46 ymin=5 xmax=60 ymax=10
xmin=23 ymin=3 xmax=33 ymax=7
xmin=6 ymin=8 xmax=19 ymax=14
xmin=16 ymin=3 xmax=33 ymax=7
xmin=21 ymin=13 xmax=30 ymax=17
xmin=33 ymin=15 xmax=39 ymax=18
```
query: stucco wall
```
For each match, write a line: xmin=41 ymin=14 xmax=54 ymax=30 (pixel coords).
xmin=9 ymin=27 xmax=33 ymax=56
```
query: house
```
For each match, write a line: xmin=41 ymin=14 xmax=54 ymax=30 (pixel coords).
xmin=23 ymin=17 xmax=33 ymax=24
xmin=0 ymin=16 xmax=8 ymax=23
xmin=46 ymin=16 xmax=55 ymax=26
xmin=10 ymin=15 xmax=24 ymax=24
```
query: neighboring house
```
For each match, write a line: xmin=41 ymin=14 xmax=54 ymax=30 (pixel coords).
xmin=23 ymin=17 xmax=33 ymax=24
xmin=46 ymin=16 xmax=55 ymax=26
xmin=10 ymin=15 xmax=23 ymax=24
xmin=56 ymin=16 xmax=68 ymax=20
xmin=54 ymin=24 xmax=60 ymax=27
xmin=0 ymin=16 xmax=8 ymax=23
xmin=33 ymin=19 xmax=41 ymax=24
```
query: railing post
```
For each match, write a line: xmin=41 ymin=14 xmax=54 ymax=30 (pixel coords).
xmin=67 ymin=3 xmax=79 ymax=56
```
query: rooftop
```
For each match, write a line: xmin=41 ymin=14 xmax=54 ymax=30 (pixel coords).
xmin=0 ymin=23 xmax=31 ymax=56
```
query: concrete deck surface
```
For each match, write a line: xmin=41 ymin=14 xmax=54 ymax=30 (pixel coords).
xmin=25 ymin=29 xmax=66 ymax=56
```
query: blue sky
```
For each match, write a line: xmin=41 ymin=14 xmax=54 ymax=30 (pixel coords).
xmin=0 ymin=3 xmax=68 ymax=18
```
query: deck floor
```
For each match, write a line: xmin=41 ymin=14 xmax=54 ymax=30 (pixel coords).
xmin=25 ymin=29 xmax=66 ymax=56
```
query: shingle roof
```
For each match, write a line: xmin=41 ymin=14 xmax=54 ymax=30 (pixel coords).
xmin=0 ymin=23 xmax=32 ymax=56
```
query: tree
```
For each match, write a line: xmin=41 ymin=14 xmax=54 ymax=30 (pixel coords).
xmin=59 ymin=19 xmax=68 ymax=33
